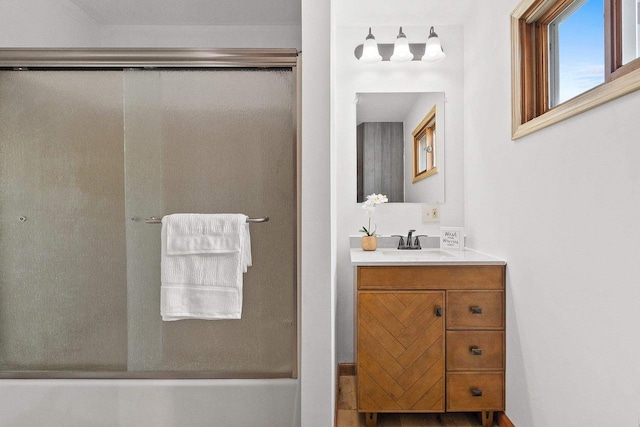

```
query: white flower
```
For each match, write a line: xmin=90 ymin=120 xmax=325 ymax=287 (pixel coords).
xmin=362 ymin=199 xmax=376 ymax=215
xmin=360 ymin=193 xmax=388 ymax=236
xmin=366 ymin=193 xmax=388 ymax=205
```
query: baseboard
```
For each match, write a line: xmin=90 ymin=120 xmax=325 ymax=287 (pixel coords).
xmin=338 ymin=363 xmax=355 ymax=376
xmin=496 ymin=411 xmax=515 ymax=427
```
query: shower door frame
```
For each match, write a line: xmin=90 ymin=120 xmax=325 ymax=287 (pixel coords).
xmin=0 ymin=48 xmax=301 ymax=380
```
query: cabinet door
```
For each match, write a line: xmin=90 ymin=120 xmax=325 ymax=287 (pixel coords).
xmin=357 ymin=291 xmax=445 ymax=412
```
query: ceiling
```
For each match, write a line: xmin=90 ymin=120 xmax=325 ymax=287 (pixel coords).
xmin=68 ymin=0 xmax=301 ymax=26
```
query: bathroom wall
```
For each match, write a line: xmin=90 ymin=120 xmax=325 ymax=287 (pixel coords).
xmin=0 ymin=0 xmax=100 ymax=46
xmin=99 ymin=25 xmax=301 ymax=49
xmin=463 ymin=1 xmax=640 ymax=426
xmin=0 ymin=0 xmax=300 ymax=49
xmin=301 ymin=0 xmax=333 ymax=425
xmin=334 ymin=24 xmax=464 ymax=363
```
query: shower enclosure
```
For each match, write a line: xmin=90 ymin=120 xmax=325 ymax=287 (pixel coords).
xmin=0 ymin=50 xmax=299 ymax=381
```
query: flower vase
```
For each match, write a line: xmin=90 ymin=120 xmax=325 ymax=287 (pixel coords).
xmin=361 ymin=235 xmax=378 ymax=251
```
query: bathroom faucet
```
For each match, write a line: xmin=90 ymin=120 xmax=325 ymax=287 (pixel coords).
xmin=406 ymin=229 xmax=414 ymax=245
xmin=393 ymin=230 xmax=427 ymax=250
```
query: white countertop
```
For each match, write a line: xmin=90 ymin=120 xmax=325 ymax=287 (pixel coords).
xmin=350 ymin=248 xmax=506 ymax=266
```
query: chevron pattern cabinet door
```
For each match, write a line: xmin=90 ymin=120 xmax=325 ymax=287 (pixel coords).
xmin=357 ymin=291 xmax=445 ymax=413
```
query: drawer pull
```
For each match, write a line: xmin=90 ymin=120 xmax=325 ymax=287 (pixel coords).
xmin=471 ymin=388 xmax=483 ymax=397
xmin=470 ymin=306 xmax=483 ymax=314
xmin=470 ymin=347 xmax=483 ymax=356
xmin=435 ymin=306 xmax=443 ymax=317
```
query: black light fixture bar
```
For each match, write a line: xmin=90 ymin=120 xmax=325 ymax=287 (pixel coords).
xmin=354 ymin=43 xmax=427 ymax=62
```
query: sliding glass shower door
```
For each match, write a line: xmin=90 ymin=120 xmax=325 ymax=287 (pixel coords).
xmin=0 ymin=67 xmax=297 ymax=378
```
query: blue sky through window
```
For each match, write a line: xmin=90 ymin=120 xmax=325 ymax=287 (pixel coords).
xmin=557 ymin=0 xmax=605 ymax=103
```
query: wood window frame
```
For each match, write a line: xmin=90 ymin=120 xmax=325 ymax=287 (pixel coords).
xmin=412 ymin=105 xmax=438 ymax=183
xmin=511 ymin=0 xmax=640 ymax=139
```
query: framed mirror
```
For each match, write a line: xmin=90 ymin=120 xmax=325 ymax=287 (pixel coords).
xmin=356 ymin=92 xmax=445 ymax=203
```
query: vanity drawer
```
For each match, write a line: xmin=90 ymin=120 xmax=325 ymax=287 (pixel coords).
xmin=446 ymin=372 xmax=504 ymax=411
xmin=446 ymin=331 xmax=504 ymax=371
xmin=446 ymin=291 xmax=504 ymax=329
xmin=357 ymin=266 xmax=504 ymax=290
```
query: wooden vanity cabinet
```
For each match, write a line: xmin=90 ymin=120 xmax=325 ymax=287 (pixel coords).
xmin=355 ymin=265 xmax=505 ymax=427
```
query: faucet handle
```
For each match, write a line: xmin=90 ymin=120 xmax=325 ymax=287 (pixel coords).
xmin=413 ymin=234 xmax=429 ymax=249
xmin=391 ymin=235 xmax=405 ymax=248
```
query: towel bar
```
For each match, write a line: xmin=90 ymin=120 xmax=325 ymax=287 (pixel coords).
xmin=144 ymin=216 xmax=269 ymax=224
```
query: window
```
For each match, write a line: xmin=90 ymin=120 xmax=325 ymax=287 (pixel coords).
xmin=548 ymin=0 xmax=605 ymax=107
xmin=511 ymin=0 xmax=640 ymax=139
xmin=412 ymin=105 xmax=437 ymax=182
xmin=621 ymin=0 xmax=640 ymax=64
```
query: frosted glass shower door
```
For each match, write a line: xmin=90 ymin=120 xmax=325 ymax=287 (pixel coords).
xmin=0 ymin=71 xmax=128 ymax=371
xmin=123 ymin=69 xmax=297 ymax=376
xmin=0 ymin=67 xmax=297 ymax=378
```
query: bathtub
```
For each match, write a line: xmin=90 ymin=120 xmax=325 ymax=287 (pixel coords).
xmin=0 ymin=378 xmax=300 ymax=427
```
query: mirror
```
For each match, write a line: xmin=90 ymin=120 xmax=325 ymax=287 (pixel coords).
xmin=356 ymin=92 xmax=445 ymax=203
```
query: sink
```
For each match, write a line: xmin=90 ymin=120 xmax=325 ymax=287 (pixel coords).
xmin=380 ymin=249 xmax=454 ymax=258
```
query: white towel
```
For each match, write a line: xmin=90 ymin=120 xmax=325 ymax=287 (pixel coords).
xmin=161 ymin=214 xmax=252 ymax=321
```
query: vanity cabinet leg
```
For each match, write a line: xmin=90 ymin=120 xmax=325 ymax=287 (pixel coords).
xmin=365 ymin=412 xmax=377 ymax=427
xmin=481 ymin=410 xmax=494 ymax=427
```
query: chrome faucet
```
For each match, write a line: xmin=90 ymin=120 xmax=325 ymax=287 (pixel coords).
xmin=406 ymin=229 xmax=414 ymax=245
xmin=393 ymin=230 xmax=427 ymax=250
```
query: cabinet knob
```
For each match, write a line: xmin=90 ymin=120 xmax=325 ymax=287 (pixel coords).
xmin=470 ymin=347 xmax=483 ymax=356
xmin=435 ymin=306 xmax=443 ymax=317
xmin=470 ymin=306 xmax=483 ymax=314
xmin=471 ymin=388 xmax=483 ymax=397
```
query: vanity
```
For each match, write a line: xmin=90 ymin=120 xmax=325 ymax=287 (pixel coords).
xmin=351 ymin=248 xmax=506 ymax=427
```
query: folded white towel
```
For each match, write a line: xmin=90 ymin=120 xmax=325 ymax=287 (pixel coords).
xmin=161 ymin=214 xmax=252 ymax=321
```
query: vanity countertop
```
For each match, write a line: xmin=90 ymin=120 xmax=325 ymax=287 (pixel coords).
xmin=350 ymin=248 xmax=506 ymax=266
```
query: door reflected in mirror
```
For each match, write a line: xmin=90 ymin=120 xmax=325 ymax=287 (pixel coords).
xmin=356 ymin=92 xmax=445 ymax=203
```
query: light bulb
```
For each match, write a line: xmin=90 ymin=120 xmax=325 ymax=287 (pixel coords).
xmin=390 ymin=27 xmax=414 ymax=63
xmin=422 ymin=26 xmax=446 ymax=63
xmin=359 ymin=28 xmax=382 ymax=63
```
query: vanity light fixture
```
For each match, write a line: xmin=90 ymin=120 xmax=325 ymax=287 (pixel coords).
xmin=390 ymin=27 xmax=414 ymax=63
xmin=355 ymin=26 xmax=445 ymax=63
xmin=359 ymin=28 xmax=383 ymax=63
xmin=422 ymin=26 xmax=446 ymax=63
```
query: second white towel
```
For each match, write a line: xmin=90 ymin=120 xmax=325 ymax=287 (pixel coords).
xmin=161 ymin=213 xmax=252 ymax=321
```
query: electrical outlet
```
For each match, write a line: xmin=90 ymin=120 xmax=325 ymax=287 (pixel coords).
xmin=422 ymin=204 xmax=440 ymax=223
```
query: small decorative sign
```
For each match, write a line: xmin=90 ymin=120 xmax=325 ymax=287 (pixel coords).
xmin=440 ymin=227 xmax=464 ymax=250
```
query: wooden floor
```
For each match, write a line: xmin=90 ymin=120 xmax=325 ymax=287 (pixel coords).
xmin=336 ymin=375 xmax=499 ymax=427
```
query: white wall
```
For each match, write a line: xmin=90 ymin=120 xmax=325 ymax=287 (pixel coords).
xmin=464 ymin=1 xmax=640 ymax=426
xmin=334 ymin=0 xmax=475 ymax=28
xmin=0 ymin=0 xmax=300 ymax=49
xmin=99 ymin=25 xmax=301 ymax=49
xmin=301 ymin=0 xmax=334 ymax=425
xmin=0 ymin=0 xmax=100 ymax=46
xmin=334 ymin=24 xmax=464 ymax=363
